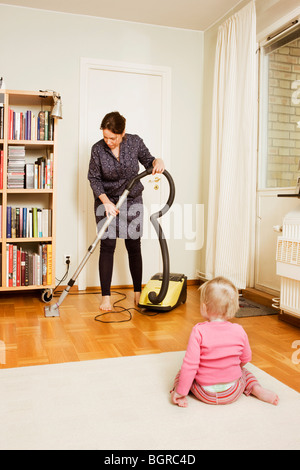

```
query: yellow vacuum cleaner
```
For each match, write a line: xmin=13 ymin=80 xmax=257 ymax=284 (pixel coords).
xmin=139 ymin=273 xmax=187 ymax=312
xmin=138 ymin=170 xmax=187 ymax=312
xmin=44 ymin=167 xmax=186 ymax=317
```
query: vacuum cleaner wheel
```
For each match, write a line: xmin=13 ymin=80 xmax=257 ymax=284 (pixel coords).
xmin=41 ymin=289 xmax=53 ymax=303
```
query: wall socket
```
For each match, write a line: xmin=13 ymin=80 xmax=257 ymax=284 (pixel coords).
xmin=64 ymin=254 xmax=71 ymax=265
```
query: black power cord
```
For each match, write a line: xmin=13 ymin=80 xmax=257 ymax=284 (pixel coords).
xmin=94 ymin=291 xmax=161 ymax=324
xmin=54 ymin=257 xmax=70 ymax=293
xmin=94 ymin=291 xmax=134 ymax=323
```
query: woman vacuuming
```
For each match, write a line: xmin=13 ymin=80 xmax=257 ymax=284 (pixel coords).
xmin=88 ymin=111 xmax=164 ymax=311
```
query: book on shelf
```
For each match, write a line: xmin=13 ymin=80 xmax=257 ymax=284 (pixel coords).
xmin=6 ymin=242 xmax=52 ymax=287
xmin=0 ymin=204 xmax=2 ymax=238
xmin=25 ymin=163 xmax=34 ymax=189
xmin=0 ymin=149 xmax=3 ymax=189
xmin=6 ymin=206 xmax=11 ymax=238
xmin=7 ymin=145 xmax=25 ymax=189
xmin=0 ymin=99 xmax=4 ymax=140
xmin=46 ymin=244 xmax=52 ymax=286
xmin=6 ymin=206 xmax=52 ymax=239
xmin=8 ymin=107 xmax=54 ymax=141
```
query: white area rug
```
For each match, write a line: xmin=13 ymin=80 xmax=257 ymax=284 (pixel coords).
xmin=0 ymin=351 xmax=299 ymax=450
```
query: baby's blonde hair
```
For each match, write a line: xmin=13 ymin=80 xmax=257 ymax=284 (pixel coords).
xmin=200 ymin=276 xmax=239 ymax=320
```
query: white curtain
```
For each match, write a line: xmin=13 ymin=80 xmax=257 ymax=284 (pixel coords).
xmin=205 ymin=1 xmax=257 ymax=289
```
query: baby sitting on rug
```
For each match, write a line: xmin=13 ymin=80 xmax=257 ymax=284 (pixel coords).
xmin=171 ymin=276 xmax=279 ymax=407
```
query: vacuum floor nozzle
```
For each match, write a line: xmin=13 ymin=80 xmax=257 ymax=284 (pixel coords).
xmin=44 ymin=303 xmax=60 ymax=317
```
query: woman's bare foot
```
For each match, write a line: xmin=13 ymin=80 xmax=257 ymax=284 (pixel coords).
xmin=99 ymin=296 xmax=112 ymax=311
xmin=134 ymin=292 xmax=141 ymax=305
xmin=251 ymin=384 xmax=279 ymax=406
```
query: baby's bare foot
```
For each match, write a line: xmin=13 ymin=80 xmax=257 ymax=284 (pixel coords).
xmin=170 ymin=391 xmax=188 ymax=408
xmin=176 ymin=396 xmax=188 ymax=407
xmin=252 ymin=385 xmax=279 ymax=406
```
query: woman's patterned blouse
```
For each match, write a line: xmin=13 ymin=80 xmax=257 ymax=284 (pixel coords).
xmin=88 ymin=133 xmax=155 ymax=203
xmin=88 ymin=134 xmax=156 ymax=239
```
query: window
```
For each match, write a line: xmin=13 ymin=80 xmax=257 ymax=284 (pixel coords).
xmin=259 ymin=22 xmax=300 ymax=189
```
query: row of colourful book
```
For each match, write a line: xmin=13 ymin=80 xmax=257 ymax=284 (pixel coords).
xmin=25 ymin=155 xmax=54 ymax=190
xmin=6 ymin=206 xmax=52 ymax=238
xmin=6 ymin=243 xmax=52 ymax=287
xmin=7 ymin=109 xmax=54 ymax=141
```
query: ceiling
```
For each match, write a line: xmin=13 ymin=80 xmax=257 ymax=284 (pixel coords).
xmin=0 ymin=0 xmax=245 ymax=31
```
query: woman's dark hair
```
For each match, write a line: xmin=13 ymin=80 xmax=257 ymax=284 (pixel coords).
xmin=100 ymin=111 xmax=126 ymax=135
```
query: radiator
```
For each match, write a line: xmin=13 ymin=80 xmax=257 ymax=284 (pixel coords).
xmin=276 ymin=209 xmax=300 ymax=318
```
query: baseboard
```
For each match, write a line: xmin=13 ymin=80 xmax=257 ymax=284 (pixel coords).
xmin=241 ymin=287 xmax=277 ymax=309
xmin=278 ymin=311 xmax=300 ymax=327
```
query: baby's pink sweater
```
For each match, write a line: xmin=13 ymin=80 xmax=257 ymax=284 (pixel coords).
xmin=176 ymin=321 xmax=252 ymax=396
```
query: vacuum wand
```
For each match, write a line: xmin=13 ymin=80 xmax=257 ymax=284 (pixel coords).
xmin=44 ymin=167 xmax=153 ymax=317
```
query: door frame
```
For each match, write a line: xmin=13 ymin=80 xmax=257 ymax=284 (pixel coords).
xmin=78 ymin=58 xmax=172 ymax=290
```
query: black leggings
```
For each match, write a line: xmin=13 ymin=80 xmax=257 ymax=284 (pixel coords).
xmin=99 ymin=238 xmax=142 ymax=296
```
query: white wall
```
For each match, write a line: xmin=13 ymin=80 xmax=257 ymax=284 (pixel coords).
xmin=0 ymin=4 xmax=204 ymax=285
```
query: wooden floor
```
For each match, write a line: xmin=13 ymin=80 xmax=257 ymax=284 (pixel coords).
xmin=0 ymin=285 xmax=300 ymax=393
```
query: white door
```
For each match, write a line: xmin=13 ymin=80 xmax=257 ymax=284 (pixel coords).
xmin=78 ymin=59 xmax=171 ymax=290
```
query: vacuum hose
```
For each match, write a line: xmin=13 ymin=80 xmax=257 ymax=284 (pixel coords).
xmin=127 ymin=168 xmax=175 ymax=304
xmin=148 ymin=170 xmax=175 ymax=304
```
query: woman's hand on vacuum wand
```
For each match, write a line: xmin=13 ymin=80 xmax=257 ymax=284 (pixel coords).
xmin=99 ymin=194 xmax=119 ymax=217
xmin=152 ymin=158 xmax=165 ymax=175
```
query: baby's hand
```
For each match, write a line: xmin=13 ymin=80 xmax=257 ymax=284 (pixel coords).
xmin=170 ymin=390 xmax=188 ymax=408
